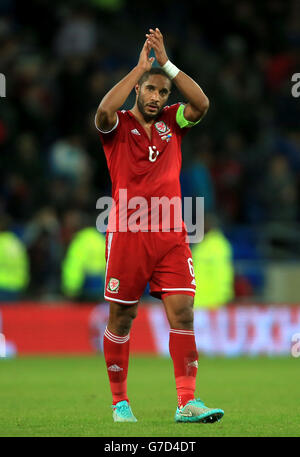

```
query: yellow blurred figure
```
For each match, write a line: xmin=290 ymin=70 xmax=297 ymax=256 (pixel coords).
xmin=0 ymin=231 xmax=29 ymax=301
xmin=62 ymin=227 xmax=106 ymax=301
xmin=192 ymin=214 xmax=234 ymax=309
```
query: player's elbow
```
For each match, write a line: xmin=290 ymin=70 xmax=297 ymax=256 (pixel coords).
xmin=95 ymin=106 xmax=111 ymax=131
xmin=96 ymin=105 xmax=108 ymax=123
xmin=203 ymin=95 xmax=210 ymax=112
xmin=191 ymin=96 xmax=209 ymax=122
xmin=199 ymin=96 xmax=209 ymax=117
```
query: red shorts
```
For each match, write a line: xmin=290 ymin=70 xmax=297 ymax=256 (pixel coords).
xmin=104 ymin=230 xmax=196 ymax=304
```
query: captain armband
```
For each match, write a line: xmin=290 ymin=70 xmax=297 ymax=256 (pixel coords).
xmin=176 ymin=103 xmax=202 ymax=129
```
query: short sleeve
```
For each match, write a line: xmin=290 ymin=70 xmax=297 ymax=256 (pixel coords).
xmin=95 ymin=113 xmax=119 ymax=134
xmin=95 ymin=112 xmax=122 ymax=145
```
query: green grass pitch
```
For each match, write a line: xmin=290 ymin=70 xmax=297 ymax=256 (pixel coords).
xmin=0 ymin=355 xmax=299 ymax=437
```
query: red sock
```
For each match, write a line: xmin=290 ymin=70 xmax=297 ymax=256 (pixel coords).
xmin=169 ymin=328 xmax=198 ymax=408
xmin=103 ymin=327 xmax=130 ymax=405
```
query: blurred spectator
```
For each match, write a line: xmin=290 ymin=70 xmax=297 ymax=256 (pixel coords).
xmin=56 ymin=56 xmax=91 ymax=133
xmin=211 ymin=132 xmax=244 ymax=224
xmin=264 ymin=45 xmax=299 ymax=92
xmin=49 ymin=134 xmax=91 ymax=184
xmin=13 ymin=133 xmax=42 ymax=182
xmin=60 ymin=209 xmax=85 ymax=247
xmin=181 ymin=135 xmax=215 ymax=213
xmin=61 ymin=227 xmax=106 ymax=302
xmin=192 ymin=213 xmax=234 ymax=309
xmin=24 ymin=207 xmax=61 ymax=299
xmin=89 ymin=0 xmax=125 ymax=14
xmin=0 ymin=215 xmax=29 ymax=302
xmin=275 ymin=130 xmax=300 ymax=173
xmin=54 ymin=7 xmax=98 ymax=58
xmin=12 ymin=54 xmax=57 ymax=135
xmin=259 ymin=154 xmax=298 ymax=223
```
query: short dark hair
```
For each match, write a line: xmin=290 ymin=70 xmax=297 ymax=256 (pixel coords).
xmin=138 ymin=67 xmax=172 ymax=88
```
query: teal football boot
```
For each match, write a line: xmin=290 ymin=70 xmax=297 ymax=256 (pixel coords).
xmin=175 ymin=398 xmax=224 ymax=423
xmin=112 ymin=400 xmax=138 ymax=422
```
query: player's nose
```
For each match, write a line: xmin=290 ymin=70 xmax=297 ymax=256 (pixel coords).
xmin=150 ymin=90 xmax=160 ymax=102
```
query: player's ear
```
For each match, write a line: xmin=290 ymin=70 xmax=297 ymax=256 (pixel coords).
xmin=135 ymin=84 xmax=140 ymax=95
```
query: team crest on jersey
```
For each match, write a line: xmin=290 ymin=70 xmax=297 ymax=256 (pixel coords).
xmin=107 ymin=277 xmax=120 ymax=293
xmin=155 ymin=121 xmax=168 ymax=133
xmin=155 ymin=121 xmax=172 ymax=142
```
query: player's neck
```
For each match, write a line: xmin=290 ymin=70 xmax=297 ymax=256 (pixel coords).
xmin=130 ymin=106 xmax=156 ymax=127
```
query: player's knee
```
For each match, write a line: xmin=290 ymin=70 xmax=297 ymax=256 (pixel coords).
xmin=120 ymin=306 xmax=137 ymax=327
xmin=116 ymin=317 xmax=133 ymax=334
xmin=171 ymin=296 xmax=194 ymax=329
xmin=108 ymin=302 xmax=138 ymax=335
xmin=175 ymin=308 xmax=194 ymax=328
xmin=109 ymin=314 xmax=134 ymax=335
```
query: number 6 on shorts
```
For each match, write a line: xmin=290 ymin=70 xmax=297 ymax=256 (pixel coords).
xmin=187 ymin=257 xmax=195 ymax=278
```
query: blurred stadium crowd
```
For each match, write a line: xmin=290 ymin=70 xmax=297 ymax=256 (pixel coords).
xmin=0 ymin=0 xmax=300 ymax=301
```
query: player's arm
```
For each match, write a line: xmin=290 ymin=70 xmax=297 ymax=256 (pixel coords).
xmin=146 ymin=28 xmax=209 ymax=124
xmin=95 ymin=40 xmax=155 ymax=132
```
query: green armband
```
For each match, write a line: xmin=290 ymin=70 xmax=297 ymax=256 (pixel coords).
xmin=176 ymin=104 xmax=202 ymax=128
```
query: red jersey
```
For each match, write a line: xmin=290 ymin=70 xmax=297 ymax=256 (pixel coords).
xmin=97 ymin=102 xmax=190 ymax=232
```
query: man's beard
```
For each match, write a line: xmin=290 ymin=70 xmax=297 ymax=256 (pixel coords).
xmin=137 ymin=95 xmax=162 ymax=123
